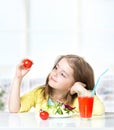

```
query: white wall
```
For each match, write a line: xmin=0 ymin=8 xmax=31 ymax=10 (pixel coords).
xmin=0 ymin=0 xmax=114 ymax=79
xmin=77 ymin=0 xmax=114 ymax=78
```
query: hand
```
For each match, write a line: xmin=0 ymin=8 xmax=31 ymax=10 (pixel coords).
xmin=15 ymin=59 xmax=32 ymax=79
xmin=70 ymin=82 xmax=87 ymax=95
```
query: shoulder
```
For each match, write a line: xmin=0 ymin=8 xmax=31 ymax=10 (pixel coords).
xmin=94 ymin=95 xmax=103 ymax=103
xmin=31 ymin=85 xmax=45 ymax=94
xmin=21 ymin=85 xmax=45 ymax=97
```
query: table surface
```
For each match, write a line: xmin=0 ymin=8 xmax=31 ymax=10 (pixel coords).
xmin=0 ymin=112 xmax=114 ymax=129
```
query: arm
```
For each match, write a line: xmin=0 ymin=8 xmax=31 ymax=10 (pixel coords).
xmin=70 ymin=82 xmax=91 ymax=96
xmin=8 ymin=60 xmax=30 ymax=113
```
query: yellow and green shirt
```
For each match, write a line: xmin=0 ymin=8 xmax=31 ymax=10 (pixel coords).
xmin=19 ymin=85 xmax=105 ymax=116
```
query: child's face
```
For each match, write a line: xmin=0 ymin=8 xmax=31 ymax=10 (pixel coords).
xmin=48 ymin=58 xmax=75 ymax=91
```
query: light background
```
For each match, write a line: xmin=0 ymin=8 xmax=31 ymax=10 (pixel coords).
xmin=0 ymin=0 xmax=114 ymax=80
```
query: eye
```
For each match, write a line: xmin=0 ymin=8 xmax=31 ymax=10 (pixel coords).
xmin=61 ymin=72 xmax=66 ymax=78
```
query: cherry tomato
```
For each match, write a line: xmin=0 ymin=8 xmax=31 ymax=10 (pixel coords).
xmin=23 ymin=59 xmax=33 ymax=69
xmin=39 ymin=111 xmax=49 ymax=120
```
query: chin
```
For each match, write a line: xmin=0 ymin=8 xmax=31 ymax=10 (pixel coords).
xmin=48 ymin=81 xmax=54 ymax=87
xmin=48 ymin=81 xmax=56 ymax=89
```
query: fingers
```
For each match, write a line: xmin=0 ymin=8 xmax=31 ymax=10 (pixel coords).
xmin=70 ymin=82 xmax=86 ymax=95
xmin=75 ymin=82 xmax=86 ymax=87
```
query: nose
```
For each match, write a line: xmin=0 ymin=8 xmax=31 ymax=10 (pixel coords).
xmin=52 ymin=69 xmax=59 ymax=77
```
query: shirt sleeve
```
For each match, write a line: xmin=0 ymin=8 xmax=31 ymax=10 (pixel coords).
xmin=19 ymin=88 xmax=37 ymax=112
xmin=92 ymin=95 xmax=105 ymax=116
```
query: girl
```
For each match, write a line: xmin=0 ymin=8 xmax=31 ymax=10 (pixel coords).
xmin=8 ymin=54 xmax=105 ymax=116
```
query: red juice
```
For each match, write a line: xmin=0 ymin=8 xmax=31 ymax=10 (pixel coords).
xmin=78 ymin=96 xmax=94 ymax=118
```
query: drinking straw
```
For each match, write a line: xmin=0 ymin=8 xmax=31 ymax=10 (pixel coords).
xmin=91 ymin=68 xmax=109 ymax=96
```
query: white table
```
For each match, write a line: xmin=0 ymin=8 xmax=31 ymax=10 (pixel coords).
xmin=0 ymin=112 xmax=114 ymax=129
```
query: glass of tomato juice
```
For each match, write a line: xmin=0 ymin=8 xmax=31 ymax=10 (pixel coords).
xmin=78 ymin=95 xmax=94 ymax=119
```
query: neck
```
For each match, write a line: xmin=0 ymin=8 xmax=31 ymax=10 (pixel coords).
xmin=49 ymin=92 xmax=67 ymax=103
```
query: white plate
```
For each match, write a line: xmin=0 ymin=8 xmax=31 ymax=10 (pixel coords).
xmin=49 ymin=112 xmax=78 ymax=118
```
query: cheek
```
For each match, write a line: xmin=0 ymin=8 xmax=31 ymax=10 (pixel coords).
xmin=62 ymin=79 xmax=75 ymax=89
xmin=59 ymin=80 xmax=72 ymax=89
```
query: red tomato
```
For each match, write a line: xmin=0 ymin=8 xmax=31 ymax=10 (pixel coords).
xmin=23 ymin=59 xmax=33 ymax=69
xmin=39 ymin=111 xmax=49 ymax=120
